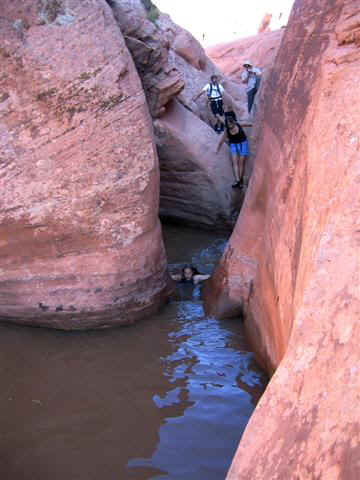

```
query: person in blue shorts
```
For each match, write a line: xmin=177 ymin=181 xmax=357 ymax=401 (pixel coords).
xmin=216 ymin=115 xmax=251 ymax=188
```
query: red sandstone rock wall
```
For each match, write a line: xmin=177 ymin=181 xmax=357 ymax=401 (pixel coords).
xmin=206 ymin=30 xmax=283 ymax=82
xmin=107 ymin=0 xmax=244 ymax=229
xmin=258 ymin=13 xmax=272 ymax=34
xmin=207 ymin=30 xmax=283 ymax=180
xmin=0 ymin=0 xmax=170 ymax=329
xmin=155 ymin=100 xmax=241 ymax=228
xmin=205 ymin=0 xmax=360 ymax=477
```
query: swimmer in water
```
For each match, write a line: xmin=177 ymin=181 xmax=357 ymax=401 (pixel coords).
xmin=170 ymin=265 xmax=210 ymax=285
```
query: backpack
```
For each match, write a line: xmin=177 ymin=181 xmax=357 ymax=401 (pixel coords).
xmin=208 ymin=82 xmax=222 ymax=99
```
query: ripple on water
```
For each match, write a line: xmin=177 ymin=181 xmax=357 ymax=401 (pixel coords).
xmin=127 ymin=300 xmax=266 ymax=480
xmin=0 ymin=226 xmax=266 ymax=480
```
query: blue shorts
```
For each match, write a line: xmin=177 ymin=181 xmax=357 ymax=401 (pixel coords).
xmin=229 ymin=141 xmax=249 ymax=157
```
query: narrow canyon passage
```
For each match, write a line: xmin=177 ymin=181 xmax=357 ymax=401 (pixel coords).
xmin=0 ymin=225 xmax=267 ymax=480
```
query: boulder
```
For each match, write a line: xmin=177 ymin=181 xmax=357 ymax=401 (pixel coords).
xmin=0 ymin=0 xmax=171 ymax=330
xmin=204 ymin=0 xmax=360 ymax=477
xmin=206 ymin=29 xmax=283 ymax=81
xmin=172 ymin=30 xmax=207 ymax=70
xmin=107 ymin=0 xmax=245 ymax=229
xmin=155 ymin=100 xmax=240 ymax=229
xmin=258 ymin=13 xmax=272 ymax=34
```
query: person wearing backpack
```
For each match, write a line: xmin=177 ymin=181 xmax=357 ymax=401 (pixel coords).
xmin=241 ymin=60 xmax=262 ymax=113
xmin=216 ymin=114 xmax=251 ymax=188
xmin=192 ymin=75 xmax=225 ymax=133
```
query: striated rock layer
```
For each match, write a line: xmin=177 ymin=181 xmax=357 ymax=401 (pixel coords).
xmin=107 ymin=0 xmax=244 ymax=229
xmin=155 ymin=100 xmax=240 ymax=228
xmin=205 ymin=0 xmax=360 ymax=477
xmin=0 ymin=0 xmax=171 ymax=330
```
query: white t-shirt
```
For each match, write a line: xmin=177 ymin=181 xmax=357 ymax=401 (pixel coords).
xmin=241 ymin=67 xmax=262 ymax=91
xmin=202 ymin=82 xmax=224 ymax=99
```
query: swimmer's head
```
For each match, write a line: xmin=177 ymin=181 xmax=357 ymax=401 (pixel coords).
xmin=182 ymin=265 xmax=199 ymax=280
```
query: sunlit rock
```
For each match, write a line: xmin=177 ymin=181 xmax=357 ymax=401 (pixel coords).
xmin=205 ymin=0 xmax=360 ymax=477
xmin=0 ymin=0 xmax=170 ymax=329
xmin=107 ymin=0 xmax=245 ymax=229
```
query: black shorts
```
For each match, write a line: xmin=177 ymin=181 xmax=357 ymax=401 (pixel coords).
xmin=210 ymin=98 xmax=223 ymax=116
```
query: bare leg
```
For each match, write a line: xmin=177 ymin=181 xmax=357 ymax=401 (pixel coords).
xmin=230 ymin=151 xmax=240 ymax=183
xmin=238 ymin=155 xmax=245 ymax=183
xmin=214 ymin=113 xmax=224 ymax=129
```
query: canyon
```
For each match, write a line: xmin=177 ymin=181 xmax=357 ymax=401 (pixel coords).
xmin=204 ymin=0 xmax=360 ymax=478
xmin=0 ymin=0 xmax=170 ymax=329
xmin=0 ymin=0 xmax=359 ymax=478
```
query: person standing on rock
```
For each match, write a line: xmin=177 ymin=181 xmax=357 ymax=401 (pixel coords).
xmin=216 ymin=115 xmax=251 ymax=189
xmin=241 ymin=61 xmax=262 ymax=114
xmin=192 ymin=75 xmax=225 ymax=133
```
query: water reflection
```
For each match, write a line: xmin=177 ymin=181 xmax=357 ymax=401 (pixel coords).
xmin=127 ymin=301 xmax=266 ymax=480
xmin=0 ymin=226 xmax=266 ymax=480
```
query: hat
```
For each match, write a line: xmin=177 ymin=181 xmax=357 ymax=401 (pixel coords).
xmin=243 ymin=60 xmax=253 ymax=67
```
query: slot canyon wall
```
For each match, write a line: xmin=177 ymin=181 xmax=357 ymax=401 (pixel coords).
xmin=207 ymin=29 xmax=284 ymax=177
xmin=204 ymin=0 xmax=360 ymax=477
xmin=0 ymin=0 xmax=171 ymax=329
xmin=0 ymin=0 xmax=253 ymax=330
xmin=107 ymin=0 xmax=247 ymax=229
xmin=206 ymin=29 xmax=283 ymax=82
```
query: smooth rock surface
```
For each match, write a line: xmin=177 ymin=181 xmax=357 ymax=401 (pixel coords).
xmin=207 ymin=30 xmax=283 ymax=181
xmin=108 ymin=0 xmax=244 ymax=229
xmin=155 ymin=100 xmax=240 ymax=229
xmin=204 ymin=0 xmax=360 ymax=477
xmin=206 ymin=30 xmax=283 ymax=81
xmin=0 ymin=0 xmax=170 ymax=329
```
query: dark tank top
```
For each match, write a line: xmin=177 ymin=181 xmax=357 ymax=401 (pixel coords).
xmin=226 ymin=122 xmax=247 ymax=143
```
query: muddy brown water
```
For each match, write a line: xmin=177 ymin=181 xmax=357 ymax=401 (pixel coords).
xmin=0 ymin=225 xmax=267 ymax=480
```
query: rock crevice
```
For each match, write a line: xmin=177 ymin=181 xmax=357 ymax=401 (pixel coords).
xmin=205 ymin=0 xmax=360 ymax=477
xmin=0 ymin=0 xmax=171 ymax=329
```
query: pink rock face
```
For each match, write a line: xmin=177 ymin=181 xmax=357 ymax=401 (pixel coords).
xmin=0 ymin=0 xmax=171 ymax=330
xmin=258 ymin=13 xmax=272 ymax=34
xmin=207 ymin=30 xmax=283 ymax=181
xmin=205 ymin=0 xmax=360 ymax=477
xmin=107 ymin=0 xmax=245 ymax=229
xmin=172 ymin=30 xmax=207 ymax=70
xmin=109 ymin=0 xmax=186 ymax=118
xmin=155 ymin=100 xmax=240 ymax=228
xmin=206 ymin=30 xmax=283 ymax=81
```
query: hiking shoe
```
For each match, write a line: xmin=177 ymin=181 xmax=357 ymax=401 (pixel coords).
xmin=232 ymin=181 xmax=240 ymax=188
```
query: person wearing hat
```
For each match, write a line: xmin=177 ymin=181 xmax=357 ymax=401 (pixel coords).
xmin=241 ymin=60 xmax=262 ymax=113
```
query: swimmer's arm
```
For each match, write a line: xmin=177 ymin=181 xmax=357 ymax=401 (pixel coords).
xmin=170 ymin=273 xmax=182 ymax=281
xmin=216 ymin=131 xmax=226 ymax=153
xmin=193 ymin=274 xmax=210 ymax=284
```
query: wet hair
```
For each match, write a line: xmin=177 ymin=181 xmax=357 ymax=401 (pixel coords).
xmin=181 ymin=264 xmax=200 ymax=279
